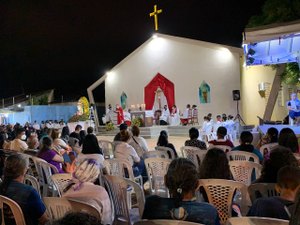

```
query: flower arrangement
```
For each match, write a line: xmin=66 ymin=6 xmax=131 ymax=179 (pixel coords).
xmin=105 ymin=121 xmax=115 ymax=131
xmin=132 ymin=117 xmax=144 ymax=127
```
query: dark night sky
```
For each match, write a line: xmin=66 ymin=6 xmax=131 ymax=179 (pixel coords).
xmin=0 ymin=0 xmax=266 ymax=102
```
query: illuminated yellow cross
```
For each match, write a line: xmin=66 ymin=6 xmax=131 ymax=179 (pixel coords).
xmin=149 ymin=5 xmax=162 ymax=31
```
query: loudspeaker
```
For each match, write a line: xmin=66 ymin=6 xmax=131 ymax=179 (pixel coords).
xmin=232 ymin=90 xmax=240 ymax=101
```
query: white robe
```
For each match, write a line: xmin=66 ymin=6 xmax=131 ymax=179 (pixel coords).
xmin=152 ymin=88 xmax=168 ymax=112
xmin=160 ymin=108 xmax=170 ymax=123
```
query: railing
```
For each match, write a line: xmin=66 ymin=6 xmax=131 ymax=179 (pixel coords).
xmin=1 ymin=94 xmax=28 ymax=108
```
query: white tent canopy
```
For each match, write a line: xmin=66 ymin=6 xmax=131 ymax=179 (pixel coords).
xmin=243 ymin=20 xmax=300 ymax=66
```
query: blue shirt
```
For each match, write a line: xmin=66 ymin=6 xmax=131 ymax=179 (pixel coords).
xmin=143 ymin=195 xmax=220 ymax=225
xmin=1 ymin=180 xmax=46 ymax=225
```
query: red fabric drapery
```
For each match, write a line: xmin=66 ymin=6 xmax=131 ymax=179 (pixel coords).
xmin=144 ymin=73 xmax=175 ymax=110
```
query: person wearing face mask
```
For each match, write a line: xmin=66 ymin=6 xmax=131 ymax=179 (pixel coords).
xmin=7 ymin=127 xmax=28 ymax=152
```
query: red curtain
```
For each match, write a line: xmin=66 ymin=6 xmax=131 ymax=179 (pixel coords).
xmin=144 ymin=73 xmax=175 ymax=110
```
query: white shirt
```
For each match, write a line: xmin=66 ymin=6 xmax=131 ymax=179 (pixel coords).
xmin=160 ymin=108 xmax=170 ymax=122
xmin=182 ymin=108 xmax=190 ymax=119
xmin=9 ymin=139 xmax=28 ymax=152
xmin=124 ymin=111 xmax=131 ymax=122
xmin=213 ymin=121 xmax=223 ymax=132
xmin=128 ymin=136 xmax=149 ymax=157
xmin=32 ymin=123 xmax=40 ymax=131
xmin=114 ymin=142 xmax=140 ymax=166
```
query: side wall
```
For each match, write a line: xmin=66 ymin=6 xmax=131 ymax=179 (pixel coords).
xmin=241 ymin=65 xmax=289 ymax=125
xmin=105 ymin=37 xmax=241 ymax=120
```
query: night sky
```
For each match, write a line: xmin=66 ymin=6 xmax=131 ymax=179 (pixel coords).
xmin=0 ymin=0 xmax=266 ymax=102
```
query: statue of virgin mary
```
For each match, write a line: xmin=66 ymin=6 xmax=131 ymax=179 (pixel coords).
xmin=152 ymin=87 xmax=168 ymax=112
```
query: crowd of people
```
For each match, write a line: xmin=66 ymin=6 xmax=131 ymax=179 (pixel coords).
xmin=0 ymin=118 xmax=300 ymax=224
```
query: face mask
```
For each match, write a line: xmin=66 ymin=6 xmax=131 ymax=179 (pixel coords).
xmin=21 ymin=134 xmax=27 ymax=140
xmin=4 ymin=134 xmax=8 ymax=139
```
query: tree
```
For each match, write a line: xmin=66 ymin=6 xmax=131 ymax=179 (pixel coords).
xmin=248 ymin=0 xmax=300 ymax=28
xmin=247 ymin=0 xmax=300 ymax=85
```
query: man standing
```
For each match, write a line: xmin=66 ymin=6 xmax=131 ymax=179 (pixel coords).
xmin=287 ymin=93 xmax=300 ymax=125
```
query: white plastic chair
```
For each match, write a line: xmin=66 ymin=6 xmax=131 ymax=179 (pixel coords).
xmin=259 ymin=143 xmax=278 ymax=160
xmin=155 ymin=146 xmax=176 ymax=159
xmin=227 ymin=217 xmax=289 ymax=225
xmin=180 ymin=146 xmax=207 ymax=169
xmin=43 ymin=197 xmax=102 ymax=220
xmin=198 ymin=179 xmax=248 ymax=224
xmin=24 ymin=174 xmax=41 ymax=197
xmin=98 ymin=140 xmax=114 ymax=159
xmin=33 ymin=157 xmax=59 ymax=197
xmin=0 ymin=195 xmax=26 ymax=225
xmin=144 ymin=158 xmax=171 ymax=197
xmin=227 ymin=151 xmax=259 ymax=163
xmin=50 ymin=173 xmax=73 ymax=197
xmin=208 ymin=145 xmax=232 ymax=153
xmin=229 ymin=161 xmax=262 ymax=186
xmin=104 ymin=175 xmax=145 ymax=225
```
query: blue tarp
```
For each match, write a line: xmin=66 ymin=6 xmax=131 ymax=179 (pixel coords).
xmin=6 ymin=105 xmax=77 ymax=124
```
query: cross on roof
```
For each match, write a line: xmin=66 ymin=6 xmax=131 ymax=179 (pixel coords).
xmin=149 ymin=5 xmax=162 ymax=31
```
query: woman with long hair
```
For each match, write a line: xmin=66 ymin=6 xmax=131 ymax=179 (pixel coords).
xmin=278 ymin=128 xmax=299 ymax=153
xmin=254 ymin=146 xmax=298 ymax=183
xmin=157 ymin=130 xmax=177 ymax=158
xmin=143 ymin=158 xmax=220 ymax=224
xmin=199 ymin=148 xmax=232 ymax=179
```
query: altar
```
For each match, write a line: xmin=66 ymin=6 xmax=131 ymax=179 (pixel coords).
xmin=130 ymin=110 xmax=154 ymax=127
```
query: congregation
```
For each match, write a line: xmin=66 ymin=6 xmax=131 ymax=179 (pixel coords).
xmin=0 ymin=120 xmax=300 ymax=225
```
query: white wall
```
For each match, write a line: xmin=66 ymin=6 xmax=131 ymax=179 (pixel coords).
xmin=105 ymin=36 xmax=241 ymax=120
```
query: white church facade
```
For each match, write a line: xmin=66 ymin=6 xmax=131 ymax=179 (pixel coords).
xmin=88 ymin=33 xmax=243 ymax=124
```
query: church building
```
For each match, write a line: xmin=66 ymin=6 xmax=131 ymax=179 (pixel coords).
xmin=88 ymin=33 xmax=242 ymax=125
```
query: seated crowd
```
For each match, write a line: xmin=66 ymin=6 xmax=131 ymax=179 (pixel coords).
xmin=0 ymin=120 xmax=300 ymax=225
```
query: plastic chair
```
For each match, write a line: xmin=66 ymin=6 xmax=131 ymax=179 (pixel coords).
xmin=155 ymin=146 xmax=176 ymax=159
xmin=24 ymin=174 xmax=41 ymax=197
xmin=50 ymin=173 xmax=73 ymax=197
xmin=208 ymin=145 xmax=232 ymax=153
xmin=226 ymin=217 xmax=289 ymax=225
xmin=0 ymin=195 xmax=26 ymax=225
xmin=143 ymin=151 xmax=169 ymax=159
xmin=227 ymin=151 xmax=259 ymax=163
xmin=198 ymin=179 xmax=248 ymax=224
xmin=43 ymin=197 xmax=101 ymax=220
xmin=104 ymin=158 xmax=143 ymax=186
xmin=248 ymin=183 xmax=279 ymax=204
xmin=33 ymin=157 xmax=59 ymax=197
xmin=229 ymin=161 xmax=262 ymax=186
xmin=144 ymin=158 xmax=171 ymax=197
xmin=98 ymin=140 xmax=114 ymax=159
xmin=192 ymin=109 xmax=199 ymax=125
xmin=104 ymin=175 xmax=145 ymax=225
xmin=180 ymin=146 xmax=207 ymax=169
xmin=259 ymin=143 xmax=278 ymax=160
xmin=134 ymin=220 xmax=203 ymax=225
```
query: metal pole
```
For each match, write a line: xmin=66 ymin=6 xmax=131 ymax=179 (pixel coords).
xmin=12 ymin=97 xmax=15 ymax=105
xmin=2 ymin=99 xmax=4 ymax=108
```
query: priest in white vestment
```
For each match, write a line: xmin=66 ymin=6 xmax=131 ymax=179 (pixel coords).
xmin=169 ymin=105 xmax=180 ymax=126
xmin=159 ymin=105 xmax=170 ymax=125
